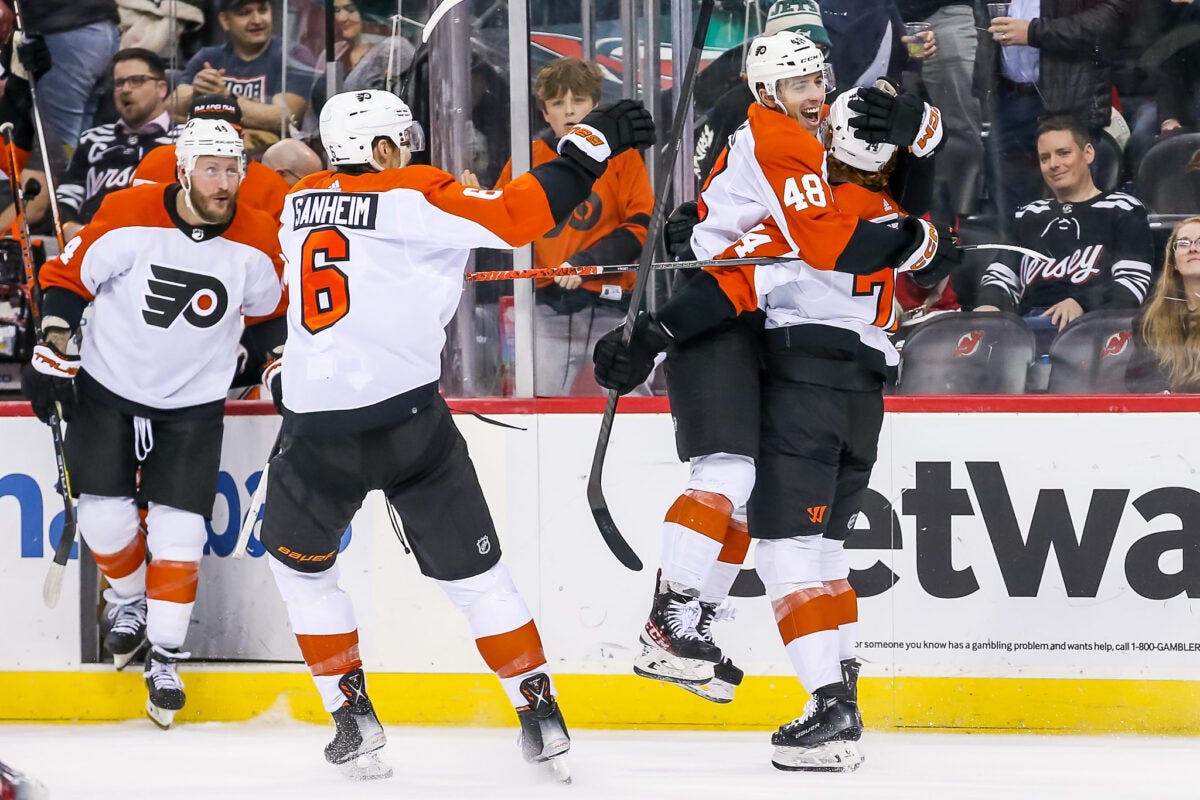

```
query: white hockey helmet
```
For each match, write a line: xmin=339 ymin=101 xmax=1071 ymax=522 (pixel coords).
xmin=744 ymin=31 xmax=834 ymax=108
xmin=175 ymin=117 xmax=245 ymax=181
xmin=320 ymin=89 xmax=426 ymax=171
xmin=823 ymin=88 xmax=897 ymax=172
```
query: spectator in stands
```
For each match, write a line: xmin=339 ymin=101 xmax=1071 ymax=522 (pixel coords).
xmin=975 ymin=114 xmax=1153 ymax=352
xmin=988 ymin=0 xmax=1132 ymax=216
xmin=115 ymin=0 xmax=205 ymax=61
xmin=132 ymin=94 xmax=290 ymax=222
xmin=469 ymin=58 xmax=653 ymax=396
xmin=261 ymin=137 xmax=323 ymax=187
xmin=58 ymin=48 xmax=176 ymax=240
xmin=170 ymin=0 xmax=315 ymax=152
xmin=1126 ymin=216 xmax=1200 ymax=393
xmin=12 ymin=0 xmax=120 ymax=166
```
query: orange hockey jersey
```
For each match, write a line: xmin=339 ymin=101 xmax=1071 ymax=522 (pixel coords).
xmin=133 ymin=144 xmax=291 ymax=222
xmin=494 ymin=140 xmax=652 ymax=294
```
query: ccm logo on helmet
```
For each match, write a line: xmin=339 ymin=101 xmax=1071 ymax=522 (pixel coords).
xmin=143 ymin=263 xmax=229 ymax=329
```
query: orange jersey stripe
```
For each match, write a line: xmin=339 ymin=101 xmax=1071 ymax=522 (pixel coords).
xmin=296 ymin=631 xmax=362 ymax=677
xmin=773 ymin=591 xmax=838 ymax=645
xmin=91 ymin=533 xmax=146 ymax=580
xmin=475 ymin=619 xmax=546 ymax=678
xmin=146 ymin=559 xmax=199 ymax=604
xmin=717 ymin=517 xmax=751 ymax=565
xmin=664 ymin=491 xmax=733 ymax=543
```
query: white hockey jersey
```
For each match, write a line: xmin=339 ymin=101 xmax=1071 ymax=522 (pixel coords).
xmin=40 ymin=183 xmax=284 ymax=409
xmin=276 ymin=165 xmax=562 ymax=429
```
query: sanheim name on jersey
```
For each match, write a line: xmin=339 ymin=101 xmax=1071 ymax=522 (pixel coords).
xmin=291 ymin=192 xmax=379 ymax=229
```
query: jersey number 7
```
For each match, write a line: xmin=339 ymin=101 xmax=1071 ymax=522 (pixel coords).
xmin=300 ymin=227 xmax=351 ymax=334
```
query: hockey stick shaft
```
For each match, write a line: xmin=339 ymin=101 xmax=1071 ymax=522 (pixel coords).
xmin=961 ymin=243 xmax=1052 ymax=262
xmin=233 ymin=427 xmax=283 ymax=559
xmin=586 ymin=0 xmax=715 ymax=572
xmin=466 ymin=255 xmax=780 ymax=283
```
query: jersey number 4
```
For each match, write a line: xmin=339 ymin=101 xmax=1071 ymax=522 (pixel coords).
xmin=300 ymin=227 xmax=350 ymax=334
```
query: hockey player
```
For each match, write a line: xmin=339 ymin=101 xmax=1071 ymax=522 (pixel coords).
xmin=263 ymin=89 xmax=653 ymax=780
xmin=593 ymin=32 xmax=955 ymax=709
xmin=21 ymin=118 xmax=285 ymax=728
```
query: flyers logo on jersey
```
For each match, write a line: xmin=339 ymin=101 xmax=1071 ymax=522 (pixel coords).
xmin=143 ymin=264 xmax=229 ymax=329
xmin=953 ymin=331 xmax=984 ymax=357
xmin=1102 ymin=331 xmax=1130 ymax=357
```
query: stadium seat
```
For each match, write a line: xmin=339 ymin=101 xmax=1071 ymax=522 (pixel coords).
xmin=897 ymin=311 xmax=1035 ymax=394
xmin=1136 ymin=133 xmax=1200 ymax=214
xmin=1045 ymin=310 xmax=1136 ymax=394
xmin=1090 ymin=130 xmax=1123 ymax=194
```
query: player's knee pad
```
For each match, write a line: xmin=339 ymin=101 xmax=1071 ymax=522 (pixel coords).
xmin=268 ymin=554 xmax=341 ymax=604
xmin=76 ymin=494 xmax=140 ymax=555
xmin=267 ymin=557 xmax=353 ymax=634
xmin=755 ymin=536 xmax=826 ymax=601
xmin=437 ymin=562 xmax=532 ymax=636
xmin=819 ymin=536 xmax=849 ymax=583
xmin=686 ymin=452 xmax=756 ymax=511
xmin=145 ymin=502 xmax=208 ymax=562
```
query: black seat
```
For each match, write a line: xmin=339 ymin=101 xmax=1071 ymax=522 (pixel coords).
xmin=1136 ymin=133 xmax=1200 ymax=214
xmin=897 ymin=311 xmax=1035 ymax=394
xmin=1090 ymin=130 xmax=1123 ymax=194
xmin=1046 ymin=310 xmax=1136 ymax=394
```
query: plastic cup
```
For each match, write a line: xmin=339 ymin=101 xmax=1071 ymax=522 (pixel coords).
xmin=904 ymin=22 xmax=932 ymax=58
xmin=987 ymin=3 xmax=1011 ymax=19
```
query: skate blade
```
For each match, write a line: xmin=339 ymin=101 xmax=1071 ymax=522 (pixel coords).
xmin=771 ymin=740 xmax=864 ymax=773
xmin=541 ymin=754 xmax=571 ymax=785
xmin=145 ymin=701 xmax=177 ymax=730
xmin=633 ymin=645 xmax=716 ymax=684
xmin=112 ymin=642 xmax=146 ymax=671
xmin=676 ymin=676 xmax=736 ymax=704
xmin=337 ymin=751 xmax=394 ymax=781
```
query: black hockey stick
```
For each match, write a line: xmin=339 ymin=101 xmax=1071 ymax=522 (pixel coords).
xmin=586 ymin=0 xmax=715 ymax=571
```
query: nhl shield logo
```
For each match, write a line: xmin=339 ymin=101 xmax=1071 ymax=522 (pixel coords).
xmin=476 ymin=536 xmax=491 ymax=555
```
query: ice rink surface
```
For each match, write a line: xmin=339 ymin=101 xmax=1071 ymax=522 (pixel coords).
xmin=2 ymin=717 xmax=1198 ymax=800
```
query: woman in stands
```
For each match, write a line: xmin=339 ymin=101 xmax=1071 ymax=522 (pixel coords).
xmin=1126 ymin=216 xmax=1200 ymax=393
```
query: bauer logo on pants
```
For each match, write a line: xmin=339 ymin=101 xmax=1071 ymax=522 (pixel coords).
xmin=143 ymin=264 xmax=229 ymax=329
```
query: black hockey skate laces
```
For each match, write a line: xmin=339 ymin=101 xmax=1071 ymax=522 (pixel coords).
xmin=146 ymin=645 xmax=190 ymax=691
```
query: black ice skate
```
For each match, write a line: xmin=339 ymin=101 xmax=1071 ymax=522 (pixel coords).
xmin=102 ymin=591 xmax=147 ymax=670
xmin=143 ymin=644 xmax=188 ymax=729
xmin=0 ymin=759 xmax=48 ymax=800
xmin=515 ymin=673 xmax=571 ymax=783
xmin=841 ymin=657 xmax=863 ymax=727
xmin=675 ymin=601 xmax=744 ymax=704
xmin=325 ymin=668 xmax=392 ymax=781
xmin=633 ymin=581 xmax=722 ymax=686
xmin=770 ymin=683 xmax=864 ymax=772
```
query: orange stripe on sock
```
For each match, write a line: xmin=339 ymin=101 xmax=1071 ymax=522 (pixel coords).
xmin=664 ymin=491 xmax=732 ymax=543
xmin=773 ymin=591 xmax=838 ymax=646
xmin=830 ymin=586 xmax=858 ymax=626
xmin=296 ymin=631 xmax=362 ymax=677
xmin=476 ymin=619 xmax=547 ymax=678
xmin=92 ymin=533 xmax=146 ymax=580
xmin=146 ymin=559 xmax=199 ymax=604
xmin=717 ymin=518 xmax=750 ymax=564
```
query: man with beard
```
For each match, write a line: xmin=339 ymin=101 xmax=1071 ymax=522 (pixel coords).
xmin=22 ymin=118 xmax=284 ymax=728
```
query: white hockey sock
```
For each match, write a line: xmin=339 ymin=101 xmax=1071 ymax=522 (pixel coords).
xmin=783 ymin=630 xmax=842 ymax=694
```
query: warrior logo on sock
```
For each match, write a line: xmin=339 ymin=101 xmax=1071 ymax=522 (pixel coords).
xmin=143 ymin=264 xmax=229 ymax=329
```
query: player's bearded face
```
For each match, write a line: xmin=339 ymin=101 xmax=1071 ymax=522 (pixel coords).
xmin=776 ymin=74 xmax=826 ymax=133
xmin=188 ymin=155 xmax=242 ymax=224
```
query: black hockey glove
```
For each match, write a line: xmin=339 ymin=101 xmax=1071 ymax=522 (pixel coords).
xmin=896 ymin=216 xmax=962 ymax=289
xmin=21 ymin=342 xmax=79 ymax=424
xmin=14 ymin=32 xmax=52 ymax=82
xmin=262 ymin=356 xmax=283 ymax=414
xmin=847 ymin=85 xmax=943 ymax=157
xmin=593 ymin=311 xmax=673 ymax=395
xmin=558 ymin=99 xmax=656 ymax=179
xmin=665 ymin=201 xmax=699 ymax=260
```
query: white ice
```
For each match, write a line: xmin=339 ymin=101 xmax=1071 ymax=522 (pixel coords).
xmin=1 ymin=718 xmax=1197 ymax=800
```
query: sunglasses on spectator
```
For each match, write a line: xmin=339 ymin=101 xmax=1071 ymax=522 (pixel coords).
xmin=113 ymin=74 xmax=163 ymax=90
xmin=1173 ymin=238 xmax=1200 ymax=252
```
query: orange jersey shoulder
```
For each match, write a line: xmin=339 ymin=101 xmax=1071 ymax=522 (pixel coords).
xmin=133 ymin=144 xmax=178 ymax=185
xmin=832 ymin=181 xmax=903 ymax=222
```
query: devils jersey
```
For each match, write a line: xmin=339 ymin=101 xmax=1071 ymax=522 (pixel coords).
xmin=39 ymin=183 xmax=283 ymax=411
xmin=134 ymin=144 xmax=292 ymax=222
xmin=977 ymin=191 xmax=1153 ymax=314
xmin=276 ymin=163 xmax=576 ymax=433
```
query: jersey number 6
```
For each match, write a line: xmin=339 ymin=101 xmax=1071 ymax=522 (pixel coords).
xmin=300 ymin=227 xmax=351 ymax=334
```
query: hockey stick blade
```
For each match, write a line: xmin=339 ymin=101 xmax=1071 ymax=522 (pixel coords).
xmin=586 ymin=393 xmax=643 ymax=571
xmin=421 ymin=0 xmax=466 ymax=42
xmin=42 ymin=561 xmax=65 ymax=609
xmin=233 ymin=462 xmax=268 ymax=560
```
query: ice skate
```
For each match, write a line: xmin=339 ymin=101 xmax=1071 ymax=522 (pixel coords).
xmin=102 ymin=591 xmax=147 ymax=670
xmin=325 ymin=668 xmax=393 ymax=781
xmin=675 ymin=601 xmax=743 ymax=703
xmin=633 ymin=582 xmax=722 ymax=686
xmin=841 ymin=657 xmax=863 ymax=727
xmin=144 ymin=644 xmax=188 ymax=729
xmin=771 ymin=683 xmax=864 ymax=772
xmin=0 ymin=759 xmax=48 ymax=800
xmin=515 ymin=673 xmax=571 ymax=784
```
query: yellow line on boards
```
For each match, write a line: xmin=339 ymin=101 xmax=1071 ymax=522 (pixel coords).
xmin=1 ymin=672 xmax=1197 ymax=734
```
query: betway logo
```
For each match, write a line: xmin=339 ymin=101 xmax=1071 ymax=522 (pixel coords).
xmin=730 ymin=461 xmax=1198 ymax=601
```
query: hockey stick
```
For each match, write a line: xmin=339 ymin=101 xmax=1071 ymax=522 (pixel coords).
xmin=233 ymin=461 xmax=268 ymax=559
xmin=1 ymin=123 xmax=79 ymax=608
xmin=421 ymin=0 xmax=466 ymax=43
xmin=586 ymin=0 xmax=715 ymax=572
xmin=961 ymin=243 xmax=1052 ymax=262
xmin=466 ymin=255 xmax=782 ymax=283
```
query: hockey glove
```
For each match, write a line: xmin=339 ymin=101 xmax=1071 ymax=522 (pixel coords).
xmin=593 ymin=312 xmax=673 ymax=395
xmin=558 ymin=99 xmax=656 ymax=179
xmin=262 ymin=357 xmax=284 ymax=414
xmin=896 ymin=216 xmax=962 ymax=289
xmin=847 ymin=85 xmax=943 ymax=157
xmin=665 ymin=201 xmax=699 ymax=260
xmin=21 ymin=342 xmax=80 ymax=424
xmin=12 ymin=31 xmax=51 ymax=82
